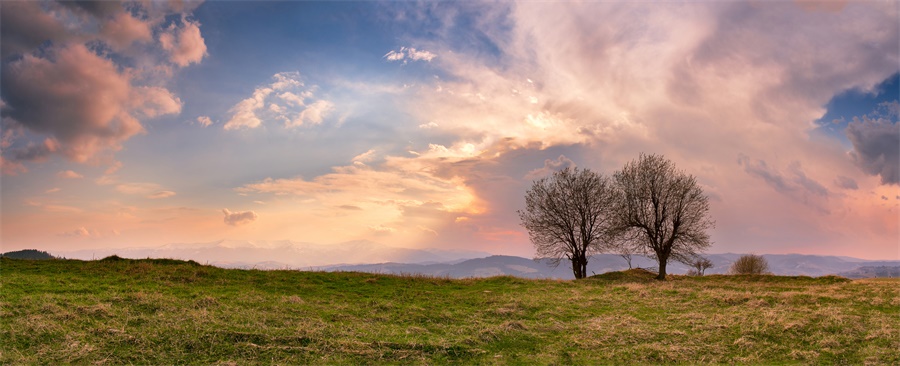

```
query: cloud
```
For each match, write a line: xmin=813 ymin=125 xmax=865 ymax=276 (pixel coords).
xmin=834 ymin=176 xmax=858 ymax=190
xmin=45 ymin=188 xmax=61 ymax=194
xmin=0 ymin=1 xmax=69 ymax=57
xmin=196 ymin=116 xmax=213 ymax=127
xmin=0 ymin=1 xmax=203 ymax=169
xmin=384 ymin=47 xmax=437 ymax=63
xmin=369 ymin=225 xmax=396 ymax=234
xmin=1 ymin=44 xmax=173 ymax=162
xmin=57 ymin=170 xmax=83 ymax=179
xmin=738 ymin=155 xmax=830 ymax=211
xmin=352 ymin=149 xmax=378 ymax=164
xmin=101 ymin=11 xmax=153 ymax=51
xmin=159 ymin=18 xmax=208 ymax=67
xmin=222 ymin=209 xmax=258 ymax=226
xmin=147 ymin=191 xmax=177 ymax=199
xmin=223 ymin=86 xmax=274 ymax=130
xmin=0 ymin=157 xmax=26 ymax=176
xmin=290 ymin=100 xmax=334 ymax=127
xmin=116 ymin=182 xmax=176 ymax=199
xmin=524 ymin=155 xmax=576 ymax=180
xmin=224 ymin=72 xmax=333 ymax=130
xmin=59 ymin=227 xmax=102 ymax=239
xmin=418 ymin=121 xmax=439 ymax=129
xmin=845 ymin=106 xmax=899 ymax=185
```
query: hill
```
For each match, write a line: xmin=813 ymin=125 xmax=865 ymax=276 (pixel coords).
xmin=1 ymin=258 xmax=897 ymax=364
xmin=838 ymin=265 xmax=900 ymax=279
xmin=0 ymin=249 xmax=55 ymax=260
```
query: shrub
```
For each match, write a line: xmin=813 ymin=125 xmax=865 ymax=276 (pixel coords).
xmin=730 ymin=254 xmax=769 ymax=275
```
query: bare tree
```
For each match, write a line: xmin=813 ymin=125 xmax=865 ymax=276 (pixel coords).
xmin=620 ymin=252 xmax=634 ymax=269
xmin=613 ymin=154 xmax=715 ymax=280
xmin=689 ymin=256 xmax=714 ymax=276
xmin=729 ymin=254 xmax=769 ymax=275
xmin=519 ymin=167 xmax=618 ymax=279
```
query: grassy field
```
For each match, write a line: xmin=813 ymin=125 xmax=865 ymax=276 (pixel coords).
xmin=1 ymin=257 xmax=898 ymax=364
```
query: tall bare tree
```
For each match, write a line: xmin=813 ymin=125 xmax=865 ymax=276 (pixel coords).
xmin=519 ymin=167 xmax=618 ymax=279
xmin=614 ymin=154 xmax=714 ymax=280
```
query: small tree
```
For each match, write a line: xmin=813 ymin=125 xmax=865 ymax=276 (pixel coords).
xmin=689 ymin=256 xmax=714 ymax=276
xmin=620 ymin=252 xmax=634 ymax=269
xmin=614 ymin=154 xmax=715 ymax=280
xmin=729 ymin=254 xmax=769 ymax=275
xmin=519 ymin=167 xmax=619 ymax=279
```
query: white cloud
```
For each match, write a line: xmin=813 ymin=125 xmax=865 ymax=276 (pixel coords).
xmin=224 ymin=72 xmax=333 ymax=130
xmin=222 ymin=208 xmax=258 ymax=226
xmin=289 ymin=100 xmax=334 ymax=127
xmin=352 ymin=149 xmax=377 ymax=164
xmin=224 ymin=87 xmax=273 ymax=130
xmin=384 ymin=46 xmax=437 ymax=64
xmin=418 ymin=121 xmax=439 ymax=129
xmin=278 ymin=91 xmax=308 ymax=106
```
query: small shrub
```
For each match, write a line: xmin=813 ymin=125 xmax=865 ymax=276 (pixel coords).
xmin=730 ymin=254 xmax=769 ymax=275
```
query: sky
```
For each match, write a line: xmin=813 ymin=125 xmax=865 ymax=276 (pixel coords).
xmin=1 ymin=0 xmax=898 ymax=260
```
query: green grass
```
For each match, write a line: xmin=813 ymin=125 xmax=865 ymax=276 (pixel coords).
xmin=2 ymin=258 xmax=898 ymax=364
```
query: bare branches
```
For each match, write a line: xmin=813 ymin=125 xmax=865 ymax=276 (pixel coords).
xmin=520 ymin=154 xmax=715 ymax=280
xmin=613 ymin=154 xmax=715 ymax=280
xmin=519 ymin=167 xmax=618 ymax=279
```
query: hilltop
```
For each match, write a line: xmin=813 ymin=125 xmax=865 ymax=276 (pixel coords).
xmin=1 ymin=257 xmax=897 ymax=364
xmin=0 ymin=249 xmax=55 ymax=260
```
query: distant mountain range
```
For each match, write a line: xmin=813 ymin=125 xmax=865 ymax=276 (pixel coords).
xmin=50 ymin=241 xmax=899 ymax=279
xmin=325 ymin=253 xmax=900 ymax=279
xmin=54 ymin=240 xmax=491 ymax=269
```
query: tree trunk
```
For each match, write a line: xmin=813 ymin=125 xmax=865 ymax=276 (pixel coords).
xmin=656 ymin=259 xmax=667 ymax=280
xmin=571 ymin=255 xmax=587 ymax=279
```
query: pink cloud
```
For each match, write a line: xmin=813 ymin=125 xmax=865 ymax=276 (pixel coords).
xmin=101 ymin=11 xmax=153 ymax=51
xmin=159 ymin=18 xmax=208 ymax=67
xmin=222 ymin=209 xmax=258 ymax=226
xmin=0 ymin=1 xmax=203 ymax=170
xmin=57 ymin=170 xmax=83 ymax=179
xmin=1 ymin=43 xmax=182 ymax=163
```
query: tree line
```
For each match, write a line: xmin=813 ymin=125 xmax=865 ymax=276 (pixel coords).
xmin=519 ymin=153 xmax=715 ymax=280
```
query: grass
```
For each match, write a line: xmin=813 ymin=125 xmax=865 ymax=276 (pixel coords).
xmin=1 ymin=257 xmax=898 ymax=364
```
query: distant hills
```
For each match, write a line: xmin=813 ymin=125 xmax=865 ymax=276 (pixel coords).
xmin=53 ymin=240 xmax=491 ymax=269
xmin=43 ymin=241 xmax=900 ymax=279
xmin=1 ymin=249 xmax=55 ymax=260
xmin=325 ymin=253 xmax=900 ymax=279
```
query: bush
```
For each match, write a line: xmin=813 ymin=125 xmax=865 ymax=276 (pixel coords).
xmin=730 ymin=254 xmax=769 ymax=275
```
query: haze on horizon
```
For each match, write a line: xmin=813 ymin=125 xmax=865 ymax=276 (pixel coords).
xmin=1 ymin=1 xmax=898 ymax=261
